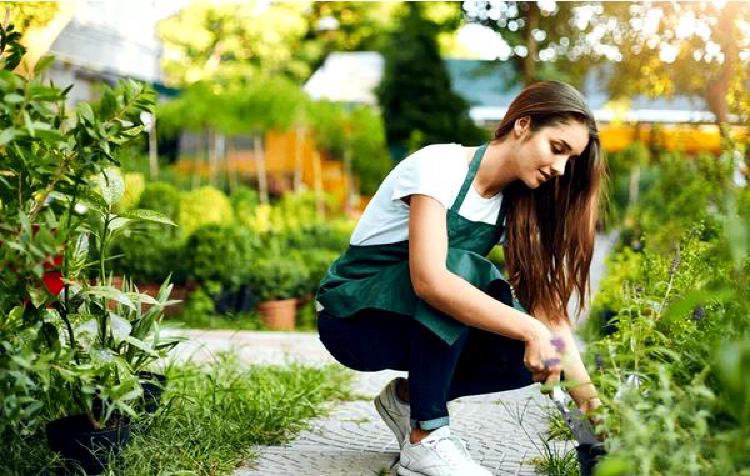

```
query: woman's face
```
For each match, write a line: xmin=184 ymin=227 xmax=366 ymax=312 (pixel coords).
xmin=513 ymin=118 xmax=590 ymax=189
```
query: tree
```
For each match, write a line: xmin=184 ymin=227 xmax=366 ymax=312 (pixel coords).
xmin=0 ymin=1 xmax=58 ymax=31
xmin=300 ymin=1 xmax=464 ymax=76
xmin=376 ymin=2 xmax=486 ymax=160
xmin=298 ymin=2 xmax=400 ymax=76
xmin=157 ymin=0 xmax=311 ymax=86
xmin=596 ymin=1 xmax=750 ymax=131
xmin=306 ymin=100 xmax=392 ymax=210
xmin=462 ymin=0 xmax=602 ymax=88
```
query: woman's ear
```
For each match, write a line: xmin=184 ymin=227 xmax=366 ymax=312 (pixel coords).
xmin=514 ymin=116 xmax=531 ymax=140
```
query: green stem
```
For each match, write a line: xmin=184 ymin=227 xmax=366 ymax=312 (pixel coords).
xmin=98 ymin=213 xmax=110 ymax=346
xmin=28 ymin=151 xmax=76 ymax=222
xmin=61 ymin=183 xmax=80 ymax=364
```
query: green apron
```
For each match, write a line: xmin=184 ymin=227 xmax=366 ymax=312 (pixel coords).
xmin=315 ymin=143 xmax=527 ymax=346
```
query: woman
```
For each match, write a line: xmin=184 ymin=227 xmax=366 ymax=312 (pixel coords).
xmin=315 ymin=80 xmax=605 ymax=476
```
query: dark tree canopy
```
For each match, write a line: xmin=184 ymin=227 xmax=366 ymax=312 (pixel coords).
xmin=376 ymin=2 xmax=487 ymax=161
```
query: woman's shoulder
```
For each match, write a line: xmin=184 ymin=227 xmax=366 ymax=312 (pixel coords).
xmin=403 ymin=143 xmax=470 ymax=170
xmin=413 ymin=142 xmax=465 ymax=156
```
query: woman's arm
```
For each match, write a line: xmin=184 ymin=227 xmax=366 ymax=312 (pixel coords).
xmin=533 ymin=307 xmax=601 ymax=413
xmin=407 ymin=194 xmax=560 ymax=377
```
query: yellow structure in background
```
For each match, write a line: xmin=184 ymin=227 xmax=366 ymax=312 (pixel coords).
xmin=174 ymin=122 xmax=748 ymax=215
xmin=599 ymin=123 xmax=748 ymax=153
xmin=264 ymin=130 xmax=348 ymax=201
xmin=174 ymin=129 xmax=354 ymax=210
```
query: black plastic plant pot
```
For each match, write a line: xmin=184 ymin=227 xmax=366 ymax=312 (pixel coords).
xmin=576 ymin=443 xmax=606 ymax=476
xmin=138 ymin=371 xmax=167 ymax=413
xmin=45 ymin=414 xmax=130 ymax=475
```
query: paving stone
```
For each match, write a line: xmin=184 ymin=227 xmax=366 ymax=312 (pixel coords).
xmin=234 ymin=376 xmax=555 ymax=476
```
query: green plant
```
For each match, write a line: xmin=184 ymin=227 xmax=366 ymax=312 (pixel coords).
xmin=137 ymin=181 xmax=182 ymax=227
xmin=487 ymin=245 xmax=505 ymax=269
xmin=246 ymin=255 xmax=310 ymax=302
xmin=117 ymin=172 xmax=145 ymax=211
xmin=546 ymin=410 xmax=574 ymax=442
xmin=582 ymin=157 xmax=750 ymax=474
xmin=109 ymin=224 xmax=187 ymax=285
xmin=105 ymin=277 xmax=182 ymax=372
xmin=178 ymin=185 xmax=234 ymax=237
xmin=281 ymin=218 xmax=355 ymax=252
xmin=714 ymin=335 xmax=750 ymax=426
xmin=0 ymin=21 xmax=176 ymax=438
xmin=532 ymin=440 xmax=579 ymax=476
xmin=290 ymin=248 xmax=341 ymax=296
xmin=1 ymin=354 xmax=355 ymax=474
xmin=60 ymin=165 xmax=180 ymax=426
xmin=230 ymin=185 xmax=259 ymax=227
xmin=185 ymin=223 xmax=259 ymax=291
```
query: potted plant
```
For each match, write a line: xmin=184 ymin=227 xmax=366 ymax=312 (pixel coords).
xmin=0 ymin=24 xmax=175 ymax=474
xmin=185 ymin=222 xmax=259 ymax=313
xmin=247 ymin=255 xmax=310 ymax=330
xmin=109 ymin=275 xmax=182 ymax=414
xmin=42 ymin=151 xmax=180 ymax=475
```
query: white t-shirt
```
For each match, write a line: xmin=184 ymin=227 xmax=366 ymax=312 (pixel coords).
xmin=350 ymin=143 xmax=504 ymax=246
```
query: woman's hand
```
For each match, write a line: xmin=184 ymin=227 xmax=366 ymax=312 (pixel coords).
xmin=523 ymin=320 xmax=562 ymax=388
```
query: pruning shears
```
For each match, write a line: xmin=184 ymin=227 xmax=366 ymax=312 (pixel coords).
xmin=550 ymin=383 xmax=606 ymax=476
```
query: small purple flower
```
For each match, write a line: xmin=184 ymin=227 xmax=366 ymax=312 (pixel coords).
xmin=551 ymin=336 xmax=566 ymax=353
xmin=692 ymin=305 xmax=706 ymax=322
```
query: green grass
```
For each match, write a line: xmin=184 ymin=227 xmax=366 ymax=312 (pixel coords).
xmin=546 ymin=409 xmax=575 ymax=441
xmin=498 ymin=399 xmax=580 ymax=476
xmin=2 ymin=352 xmax=354 ymax=475
xmin=530 ymin=439 xmax=580 ymax=476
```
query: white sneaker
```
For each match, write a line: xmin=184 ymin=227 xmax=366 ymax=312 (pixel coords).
xmin=374 ymin=377 xmax=411 ymax=449
xmin=397 ymin=426 xmax=493 ymax=476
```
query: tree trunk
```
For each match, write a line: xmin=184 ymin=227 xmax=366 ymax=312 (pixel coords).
xmin=706 ymin=2 xmax=739 ymax=139
xmin=192 ymin=133 xmax=202 ymax=189
xmin=628 ymin=165 xmax=641 ymax=207
xmin=227 ymin=137 xmax=238 ymax=195
xmin=522 ymin=5 xmax=539 ymax=85
xmin=629 ymin=121 xmax=643 ymax=206
xmin=148 ymin=113 xmax=159 ymax=179
xmin=215 ymin=133 xmax=226 ymax=191
xmin=254 ymin=135 xmax=269 ymax=205
xmin=208 ymin=129 xmax=217 ymax=186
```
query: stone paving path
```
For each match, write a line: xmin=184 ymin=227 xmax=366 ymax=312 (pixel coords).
xmin=170 ymin=232 xmax=618 ymax=476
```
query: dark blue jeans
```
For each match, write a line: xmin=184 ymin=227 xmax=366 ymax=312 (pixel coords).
xmin=317 ymin=308 xmax=533 ymax=430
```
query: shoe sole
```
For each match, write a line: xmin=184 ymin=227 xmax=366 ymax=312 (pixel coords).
xmin=397 ymin=462 xmax=491 ymax=476
xmin=374 ymin=394 xmax=407 ymax=449
xmin=396 ymin=463 xmax=428 ymax=476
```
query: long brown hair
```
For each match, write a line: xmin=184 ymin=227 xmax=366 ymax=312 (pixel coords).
xmin=494 ymin=80 xmax=607 ymax=324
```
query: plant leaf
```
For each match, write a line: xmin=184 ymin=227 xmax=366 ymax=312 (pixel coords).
xmin=121 ymin=209 xmax=176 ymax=226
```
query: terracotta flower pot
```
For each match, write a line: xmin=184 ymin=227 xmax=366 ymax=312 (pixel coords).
xmin=257 ymin=298 xmax=297 ymax=330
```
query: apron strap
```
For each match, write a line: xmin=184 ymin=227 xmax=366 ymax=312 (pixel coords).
xmin=450 ymin=143 xmax=487 ymax=212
